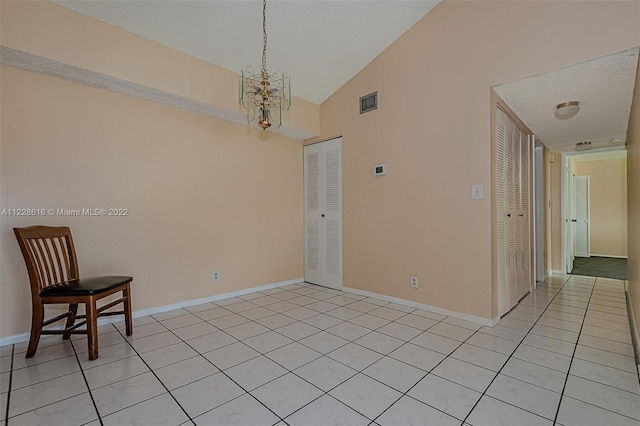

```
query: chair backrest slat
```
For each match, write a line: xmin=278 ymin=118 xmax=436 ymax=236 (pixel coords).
xmin=27 ymin=238 xmax=47 ymax=289
xmin=32 ymin=238 xmax=52 ymax=288
xmin=42 ymin=237 xmax=59 ymax=285
xmin=14 ymin=226 xmax=79 ymax=294
xmin=56 ymin=236 xmax=71 ymax=281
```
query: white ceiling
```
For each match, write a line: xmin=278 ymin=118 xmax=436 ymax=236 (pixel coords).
xmin=52 ymin=0 xmax=440 ymax=104
xmin=494 ymin=47 xmax=639 ymax=153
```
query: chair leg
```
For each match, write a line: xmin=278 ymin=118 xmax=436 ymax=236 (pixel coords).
xmin=63 ymin=303 xmax=79 ymax=340
xmin=86 ymin=298 xmax=99 ymax=360
xmin=26 ymin=305 xmax=44 ymax=358
xmin=123 ymin=283 xmax=133 ymax=336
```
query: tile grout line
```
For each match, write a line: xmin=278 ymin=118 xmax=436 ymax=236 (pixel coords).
xmin=0 ymin=282 xmax=536 ymax=422
xmin=200 ymin=302 xmax=391 ymax=422
xmin=4 ymin=344 xmax=116 ymax=424
xmin=551 ymin=277 xmax=598 ymax=425
xmin=364 ymin=295 xmax=554 ymax=423
xmin=166 ymin=287 xmax=433 ymax=424
xmin=5 ymin=343 xmax=108 ymax=423
xmin=69 ymin=337 xmax=105 ymax=426
xmin=145 ymin=315 xmax=288 ymax=425
xmin=112 ymin=320 xmax=210 ymax=425
xmin=368 ymin=321 xmax=483 ymax=424
xmin=150 ymin=284 xmax=543 ymax=424
xmin=3 ymin=345 xmax=14 ymax=426
xmin=6 ymin=279 xmax=635 ymax=425
xmin=552 ymin=278 xmax=640 ymax=423
xmin=459 ymin=276 xmax=573 ymax=425
xmin=277 ymin=309 xmax=452 ymax=423
xmin=277 ymin=323 xmax=426 ymax=421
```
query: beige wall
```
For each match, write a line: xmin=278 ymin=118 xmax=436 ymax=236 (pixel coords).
xmin=0 ymin=2 xmax=308 ymax=338
xmin=626 ymin=54 xmax=640 ymax=356
xmin=0 ymin=1 xmax=319 ymax=137
xmin=311 ymin=1 xmax=640 ymax=319
xmin=2 ymin=1 xmax=640 ymax=337
xmin=575 ymin=158 xmax=628 ymax=257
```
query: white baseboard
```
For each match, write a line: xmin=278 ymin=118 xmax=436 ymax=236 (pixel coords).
xmin=0 ymin=332 xmax=31 ymax=346
xmin=552 ymin=270 xmax=565 ymax=275
xmin=133 ymin=278 xmax=303 ymax=318
xmin=589 ymin=254 xmax=628 ymax=259
xmin=342 ymin=286 xmax=499 ymax=327
xmin=625 ymin=286 xmax=640 ymax=370
xmin=0 ymin=277 xmax=304 ymax=347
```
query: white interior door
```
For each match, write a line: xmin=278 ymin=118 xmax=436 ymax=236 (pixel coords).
xmin=496 ymin=109 xmax=510 ymax=316
xmin=564 ymin=158 xmax=575 ymax=274
xmin=509 ymin=125 xmax=521 ymax=307
xmin=496 ymin=108 xmax=531 ymax=316
xmin=517 ymin=129 xmax=531 ymax=299
xmin=304 ymin=137 xmax=342 ymax=290
xmin=534 ymin=144 xmax=544 ymax=282
xmin=574 ymin=175 xmax=590 ymax=257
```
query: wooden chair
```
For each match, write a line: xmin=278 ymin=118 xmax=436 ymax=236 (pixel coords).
xmin=14 ymin=225 xmax=133 ymax=360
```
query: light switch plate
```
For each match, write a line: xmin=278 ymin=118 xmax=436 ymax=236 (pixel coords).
xmin=472 ymin=184 xmax=483 ymax=200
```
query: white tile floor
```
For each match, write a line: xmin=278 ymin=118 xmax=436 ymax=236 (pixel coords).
xmin=1 ymin=275 xmax=639 ymax=425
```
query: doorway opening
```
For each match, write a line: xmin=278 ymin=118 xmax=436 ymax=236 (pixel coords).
xmin=561 ymin=148 xmax=628 ymax=280
xmin=493 ymin=47 xmax=637 ymax=288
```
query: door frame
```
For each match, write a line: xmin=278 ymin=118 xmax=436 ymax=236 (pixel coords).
xmin=573 ymin=175 xmax=590 ymax=258
xmin=533 ymin=142 xmax=545 ymax=282
xmin=562 ymin=154 xmax=575 ymax=274
xmin=561 ymin=147 xmax=624 ymax=274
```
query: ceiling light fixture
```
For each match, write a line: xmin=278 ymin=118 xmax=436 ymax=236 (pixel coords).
xmin=239 ymin=0 xmax=290 ymax=130
xmin=555 ymin=101 xmax=580 ymax=120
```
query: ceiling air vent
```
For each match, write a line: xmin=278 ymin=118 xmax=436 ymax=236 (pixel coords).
xmin=359 ymin=92 xmax=377 ymax=114
xmin=575 ymin=141 xmax=592 ymax=151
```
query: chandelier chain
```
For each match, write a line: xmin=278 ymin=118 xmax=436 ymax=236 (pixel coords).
xmin=262 ymin=0 xmax=267 ymax=73
xmin=240 ymin=0 xmax=290 ymax=130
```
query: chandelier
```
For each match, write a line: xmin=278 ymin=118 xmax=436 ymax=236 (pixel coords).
xmin=240 ymin=0 xmax=291 ymax=130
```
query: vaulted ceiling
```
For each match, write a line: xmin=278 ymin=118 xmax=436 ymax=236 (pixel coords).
xmin=53 ymin=0 xmax=440 ymax=104
xmin=52 ymin=1 xmax=638 ymax=150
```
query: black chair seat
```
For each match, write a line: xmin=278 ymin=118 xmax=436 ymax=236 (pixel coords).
xmin=40 ymin=276 xmax=133 ymax=297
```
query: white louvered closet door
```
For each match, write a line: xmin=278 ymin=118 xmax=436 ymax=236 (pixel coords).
xmin=496 ymin=108 xmax=531 ymax=316
xmin=496 ymin=109 xmax=510 ymax=316
xmin=518 ymin=130 xmax=531 ymax=299
xmin=507 ymin=120 xmax=519 ymax=308
xmin=304 ymin=137 xmax=342 ymax=290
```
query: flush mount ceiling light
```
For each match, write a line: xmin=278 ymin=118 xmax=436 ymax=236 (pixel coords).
xmin=239 ymin=0 xmax=291 ymax=130
xmin=555 ymin=101 xmax=580 ymax=120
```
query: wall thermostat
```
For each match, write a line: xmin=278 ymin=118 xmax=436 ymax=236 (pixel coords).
xmin=373 ymin=164 xmax=387 ymax=176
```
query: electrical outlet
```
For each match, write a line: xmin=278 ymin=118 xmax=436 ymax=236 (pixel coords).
xmin=410 ymin=276 xmax=418 ymax=289
xmin=212 ymin=271 xmax=220 ymax=282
